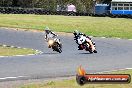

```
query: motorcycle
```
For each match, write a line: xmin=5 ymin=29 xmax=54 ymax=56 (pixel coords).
xmin=73 ymin=32 xmax=97 ymax=53
xmin=81 ymin=41 xmax=97 ymax=53
xmin=48 ymin=38 xmax=62 ymax=53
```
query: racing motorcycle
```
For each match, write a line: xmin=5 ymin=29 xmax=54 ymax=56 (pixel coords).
xmin=48 ymin=38 xmax=62 ymax=53
xmin=73 ymin=32 xmax=97 ymax=53
xmin=81 ymin=40 xmax=97 ymax=53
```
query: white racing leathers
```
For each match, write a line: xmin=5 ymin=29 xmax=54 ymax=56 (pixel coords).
xmin=45 ymin=32 xmax=57 ymax=41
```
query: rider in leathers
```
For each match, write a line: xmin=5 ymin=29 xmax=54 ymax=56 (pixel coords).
xmin=44 ymin=27 xmax=61 ymax=48
xmin=73 ymin=30 xmax=95 ymax=51
xmin=45 ymin=27 xmax=57 ymax=41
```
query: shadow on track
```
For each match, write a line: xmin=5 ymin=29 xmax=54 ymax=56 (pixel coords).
xmin=79 ymin=52 xmax=92 ymax=54
xmin=42 ymin=52 xmax=60 ymax=55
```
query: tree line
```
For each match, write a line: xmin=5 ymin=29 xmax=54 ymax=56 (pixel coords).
xmin=0 ymin=0 xmax=95 ymax=12
xmin=0 ymin=0 xmax=110 ymax=12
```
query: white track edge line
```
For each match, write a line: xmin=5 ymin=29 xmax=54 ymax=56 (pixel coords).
xmin=0 ymin=76 xmax=27 ymax=80
xmin=95 ymin=68 xmax=132 ymax=74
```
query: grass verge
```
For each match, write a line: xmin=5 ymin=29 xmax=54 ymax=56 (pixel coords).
xmin=20 ymin=70 xmax=132 ymax=88
xmin=0 ymin=14 xmax=132 ymax=39
xmin=0 ymin=46 xmax=36 ymax=56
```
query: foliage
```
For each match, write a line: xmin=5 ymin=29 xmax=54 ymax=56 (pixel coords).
xmin=0 ymin=0 xmax=95 ymax=12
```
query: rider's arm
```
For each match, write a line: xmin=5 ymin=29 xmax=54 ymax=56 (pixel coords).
xmin=45 ymin=34 xmax=48 ymax=40
xmin=51 ymin=32 xmax=58 ymax=37
xmin=44 ymin=31 xmax=48 ymax=40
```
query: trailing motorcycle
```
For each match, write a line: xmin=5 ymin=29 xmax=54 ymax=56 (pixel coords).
xmin=44 ymin=28 xmax=62 ymax=53
xmin=48 ymin=38 xmax=62 ymax=53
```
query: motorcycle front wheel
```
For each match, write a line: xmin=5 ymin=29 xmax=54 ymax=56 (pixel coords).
xmin=53 ymin=42 xmax=62 ymax=53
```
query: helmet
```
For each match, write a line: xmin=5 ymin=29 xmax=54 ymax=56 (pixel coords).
xmin=73 ymin=30 xmax=79 ymax=35
xmin=45 ymin=27 xmax=51 ymax=34
xmin=45 ymin=26 xmax=50 ymax=30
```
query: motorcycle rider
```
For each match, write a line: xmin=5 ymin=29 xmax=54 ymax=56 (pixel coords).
xmin=44 ymin=27 xmax=61 ymax=48
xmin=73 ymin=30 xmax=95 ymax=51
xmin=45 ymin=27 xmax=57 ymax=41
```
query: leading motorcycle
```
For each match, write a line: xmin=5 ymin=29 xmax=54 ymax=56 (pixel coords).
xmin=73 ymin=32 xmax=97 ymax=53
xmin=81 ymin=40 xmax=97 ymax=53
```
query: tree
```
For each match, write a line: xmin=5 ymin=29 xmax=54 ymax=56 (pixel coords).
xmin=18 ymin=0 xmax=33 ymax=7
xmin=12 ymin=0 xmax=19 ymax=7
xmin=81 ymin=0 xmax=94 ymax=12
xmin=0 ymin=0 xmax=98 ymax=13
xmin=0 ymin=0 xmax=13 ymax=7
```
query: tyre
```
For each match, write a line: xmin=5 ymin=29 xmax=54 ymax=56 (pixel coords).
xmin=57 ymin=47 xmax=62 ymax=53
xmin=93 ymin=50 xmax=97 ymax=53
xmin=89 ymin=49 xmax=93 ymax=53
xmin=53 ymin=42 xmax=62 ymax=53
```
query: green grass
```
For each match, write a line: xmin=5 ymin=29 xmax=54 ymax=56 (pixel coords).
xmin=0 ymin=46 xmax=36 ymax=56
xmin=20 ymin=70 xmax=132 ymax=88
xmin=0 ymin=14 xmax=132 ymax=39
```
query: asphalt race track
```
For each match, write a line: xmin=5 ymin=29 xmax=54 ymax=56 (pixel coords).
xmin=0 ymin=28 xmax=132 ymax=81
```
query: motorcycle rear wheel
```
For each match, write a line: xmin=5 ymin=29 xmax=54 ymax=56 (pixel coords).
xmin=93 ymin=50 xmax=97 ymax=53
